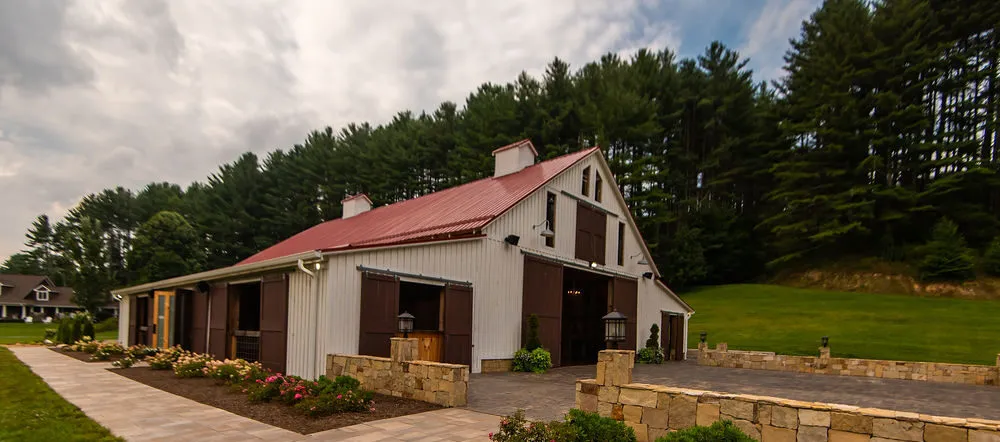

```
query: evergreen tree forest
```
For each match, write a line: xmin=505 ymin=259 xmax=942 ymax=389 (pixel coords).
xmin=3 ymin=0 xmax=1000 ymax=308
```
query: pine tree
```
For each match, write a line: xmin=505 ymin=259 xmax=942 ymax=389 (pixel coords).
xmin=919 ymin=218 xmax=976 ymax=281
xmin=983 ymin=237 xmax=1000 ymax=276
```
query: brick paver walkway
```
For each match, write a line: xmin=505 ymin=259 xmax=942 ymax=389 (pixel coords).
xmin=470 ymin=359 xmax=1000 ymax=422
xmin=9 ymin=346 xmax=498 ymax=441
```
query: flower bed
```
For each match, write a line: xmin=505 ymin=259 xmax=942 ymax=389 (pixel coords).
xmin=50 ymin=337 xmax=131 ymax=363
xmin=106 ymin=346 xmax=439 ymax=434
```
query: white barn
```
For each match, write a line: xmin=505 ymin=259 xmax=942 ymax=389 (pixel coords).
xmin=113 ymin=141 xmax=692 ymax=378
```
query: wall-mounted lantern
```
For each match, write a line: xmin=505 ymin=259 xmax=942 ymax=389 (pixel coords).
xmin=602 ymin=310 xmax=627 ymax=349
xmin=398 ymin=312 xmax=414 ymax=338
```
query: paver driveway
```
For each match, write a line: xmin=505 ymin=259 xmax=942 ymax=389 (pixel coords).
xmin=9 ymin=346 xmax=498 ymax=441
xmin=469 ymin=359 xmax=1000 ymax=422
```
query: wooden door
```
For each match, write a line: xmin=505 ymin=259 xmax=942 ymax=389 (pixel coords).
xmin=208 ymin=283 xmax=228 ymax=359
xmin=443 ymin=284 xmax=473 ymax=366
xmin=259 ymin=273 xmax=289 ymax=373
xmin=670 ymin=314 xmax=685 ymax=361
xmin=522 ymin=255 xmax=563 ymax=366
xmin=575 ymin=203 xmax=607 ymax=264
xmin=128 ymin=296 xmax=138 ymax=346
xmin=612 ymin=278 xmax=638 ymax=351
xmin=152 ymin=290 xmax=174 ymax=348
xmin=359 ymin=272 xmax=399 ymax=358
xmin=190 ymin=290 xmax=208 ymax=353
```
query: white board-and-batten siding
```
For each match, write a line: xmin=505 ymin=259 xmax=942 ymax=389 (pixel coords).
xmin=483 ymin=152 xmax=690 ymax=353
xmin=117 ymin=296 xmax=130 ymax=346
xmin=284 ymin=238 xmax=522 ymax=377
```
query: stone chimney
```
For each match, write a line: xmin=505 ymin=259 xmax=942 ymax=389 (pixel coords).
xmin=492 ymin=139 xmax=537 ymax=177
xmin=341 ymin=194 xmax=372 ymax=219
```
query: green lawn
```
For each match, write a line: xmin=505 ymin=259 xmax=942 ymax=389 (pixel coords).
xmin=0 ymin=347 xmax=121 ymax=441
xmin=682 ymin=284 xmax=1000 ymax=365
xmin=0 ymin=322 xmax=118 ymax=345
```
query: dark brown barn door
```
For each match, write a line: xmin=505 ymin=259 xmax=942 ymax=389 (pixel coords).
xmin=443 ymin=284 xmax=473 ymax=366
xmin=612 ymin=277 xmax=638 ymax=351
xmin=190 ymin=290 xmax=208 ymax=353
xmin=522 ymin=255 xmax=564 ymax=366
xmin=575 ymin=203 xmax=607 ymax=264
xmin=359 ymin=272 xmax=399 ymax=358
xmin=208 ymin=283 xmax=228 ymax=359
xmin=260 ymin=273 xmax=289 ymax=373
xmin=670 ymin=314 xmax=684 ymax=360
xmin=128 ymin=296 xmax=137 ymax=346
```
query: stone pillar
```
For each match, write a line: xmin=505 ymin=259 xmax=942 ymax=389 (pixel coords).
xmin=597 ymin=349 xmax=635 ymax=387
xmin=390 ymin=338 xmax=419 ymax=364
xmin=715 ymin=342 xmax=728 ymax=352
xmin=818 ymin=346 xmax=831 ymax=369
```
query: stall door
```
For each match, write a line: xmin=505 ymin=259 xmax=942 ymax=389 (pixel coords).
xmin=522 ymin=256 xmax=564 ymax=366
xmin=443 ymin=284 xmax=473 ymax=366
xmin=358 ymin=272 xmax=399 ymax=358
xmin=612 ymin=278 xmax=638 ymax=351
xmin=208 ymin=284 xmax=228 ymax=359
xmin=190 ymin=290 xmax=209 ymax=353
xmin=128 ymin=296 xmax=138 ymax=346
xmin=259 ymin=273 xmax=289 ymax=373
xmin=661 ymin=313 xmax=685 ymax=361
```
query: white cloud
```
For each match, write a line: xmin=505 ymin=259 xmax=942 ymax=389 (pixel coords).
xmin=741 ymin=0 xmax=820 ymax=80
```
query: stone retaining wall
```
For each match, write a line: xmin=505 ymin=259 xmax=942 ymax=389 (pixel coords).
xmin=576 ymin=350 xmax=1000 ymax=442
xmin=326 ymin=338 xmax=468 ymax=407
xmin=698 ymin=343 xmax=1000 ymax=386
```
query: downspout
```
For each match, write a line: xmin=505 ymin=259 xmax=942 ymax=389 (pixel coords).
xmin=297 ymin=259 xmax=320 ymax=378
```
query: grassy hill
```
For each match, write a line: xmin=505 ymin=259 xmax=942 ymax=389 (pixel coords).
xmin=681 ymin=284 xmax=1000 ymax=365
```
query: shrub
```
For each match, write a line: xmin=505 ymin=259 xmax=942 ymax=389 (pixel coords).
xmin=919 ymin=218 xmax=976 ymax=281
xmin=512 ymin=348 xmax=552 ymax=373
xmin=489 ymin=409 xmax=631 ymax=442
xmin=203 ymin=359 xmax=265 ymax=384
xmin=147 ymin=346 xmax=184 ymax=369
xmin=43 ymin=328 xmax=57 ymax=342
xmin=565 ymin=409 xmax=636 ymax=442
xmin=247 ymin=373 xmax=288 ymax=402
xmin=645 ymin=323 xmax=660 ymax=349
xmin=173 ymin=353 xmax=214 ymax=377
xmin=57 ymin=318 xmax=72 ymax=345
xmin=983 ymin=236 xmax=1000 ymax=276
xmin=294 ymin=388 xmax=374 ymax=417
xmin=83 ymin=321 xmax=96 ymax=340
xmin=111 ymin=357 xmax=136 ymax=369
xmin=313 ymin=375 xmax=364 ymax=396
xmin=637 ymin=347 xmax=665 ymax=364
xmin=71 ymin=319 xmax=83 ymax=344
xmin=94 ymin=317 xmax=118 ymax=333
xmin=70 ymin=336 xmax=100 ymax=354
xmin=525 ymin=314 xmax=542 ymax=351
xmin=124 ymin=345 xmax=159 ymax=360
xmin=655 ymin=420 xmax=754 ymax=442
xmin=90 ymin=342 xmax=125 ymax=361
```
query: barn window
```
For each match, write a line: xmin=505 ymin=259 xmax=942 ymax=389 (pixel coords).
xmin=581 ymin=166 xmax=591 ymax=196
xmin=545 ymin=192 xmax=557 ymax=247
xmin=617 ymin=222 xmax=625 ymax=266
xmin=595 ymin=172 xmax=603 ymax=202
xmin=35 ymin=287 xmax=50 ymax=302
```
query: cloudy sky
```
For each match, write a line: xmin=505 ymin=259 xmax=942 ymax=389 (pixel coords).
xmin=0 ymin=0 xmax=819 ymax=261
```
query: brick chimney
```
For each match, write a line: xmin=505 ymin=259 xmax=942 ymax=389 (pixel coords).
xmin=341 ymin=194 xmax=372 ymax=219
xmin=492 ymin=140 xmax=537 ymax=177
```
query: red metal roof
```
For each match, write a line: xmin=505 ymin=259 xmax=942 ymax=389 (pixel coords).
xmin=239 ymin=146 xmax=599 ymax=265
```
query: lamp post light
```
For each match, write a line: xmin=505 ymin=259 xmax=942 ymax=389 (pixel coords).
xmin=602 ymin=310 xmax=627 ymax=349
xmin=821 ymin=336 xmax=829 ymax=348
xmin=700 ymin=331 xmax=707 ymax=344
xmin=398 ymin=312 xmax=414 ymax=338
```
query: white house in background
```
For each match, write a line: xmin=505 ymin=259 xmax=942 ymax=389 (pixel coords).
xmin=112 ymin=141 xmax=693 ymax=378
xmin=0 ymin=274 xmax=118 ymax=319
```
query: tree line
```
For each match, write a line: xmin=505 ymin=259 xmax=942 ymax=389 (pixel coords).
xmin=3 ymin=0 xmax=999 ymax=312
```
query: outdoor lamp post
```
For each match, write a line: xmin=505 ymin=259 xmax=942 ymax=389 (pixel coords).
xmin=821 ymin=336 xmax=829 ymax=348
xmin=700 ymin=331 xmax=707 ymax=343
xmin=602 ymin=310 xmax=627 ymax=349
xmin=398 ymin=312 xmax=414 ymax=338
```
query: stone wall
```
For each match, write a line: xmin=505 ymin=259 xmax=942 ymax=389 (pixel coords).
xmin=576 ymin=350 xmax=1000 ymax=442
xmin=326 ymin=338 xmax=469 ymax=407
xmin=698 ymin=343 xmax=1000 ymax=386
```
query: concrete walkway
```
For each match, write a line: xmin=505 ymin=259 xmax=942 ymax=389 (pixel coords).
xmin=10 ymin=346 xmax=498 ymax=441
xmin=470 ymin=359 xmax=1000 ymax=422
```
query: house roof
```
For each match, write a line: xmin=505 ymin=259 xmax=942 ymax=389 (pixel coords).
xmin=240 ymin=146 xmax=599 ymax=265
xmin=0 ymin=274 xmax=82 ymax=308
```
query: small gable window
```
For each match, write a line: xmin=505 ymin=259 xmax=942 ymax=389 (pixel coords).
xmin=35 ymin=287 xmax=50 ymax=302
xmin=581 ymin=166 xmax=591 ymax=196
xmin=595 ymin=172 xmax=603 ymax=202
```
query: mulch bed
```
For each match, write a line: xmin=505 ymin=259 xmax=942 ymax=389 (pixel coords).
xmin=48 ymin=347 xmax=123 ymax=363
xmin=110 ymin=367 xmax=441 ymax=434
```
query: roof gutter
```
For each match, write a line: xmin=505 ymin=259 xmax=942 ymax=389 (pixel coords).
xmin=111 ymin=250 xmax=323 ymax=296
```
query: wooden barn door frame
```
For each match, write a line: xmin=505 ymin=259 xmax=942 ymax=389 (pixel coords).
xmin=259 ymin=273 xmax=289 ymax=373
xmin=442 ymin=283 xmax=473 ymax=366
xmin=522 ymin=255 xmax=564 ymax=366
xmin=358 ymin=271 xmax=400 ymax=358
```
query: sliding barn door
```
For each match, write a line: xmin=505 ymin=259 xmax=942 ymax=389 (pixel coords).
xmin=443 ymin=284 xmax=473 ymax=366
xmin=358 ymin=272 xmax=399 ymax=358
xmin=190 ymin=290 xmax=208 ymax=353
xmin=260 ymin=273 xmax=289 ymax=373
xmin=522 ymin=255 xmax=564 ymax=366
xmin=208 ymin=284 xmax=228 ymax=359
xmin=612 ymin=277 xmax=638 ymax=351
